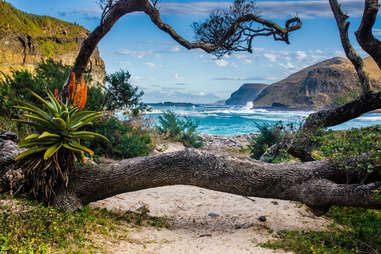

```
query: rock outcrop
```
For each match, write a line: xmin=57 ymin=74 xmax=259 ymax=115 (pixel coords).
xmin=225 ymin=83 xmax=267 ymax=105
xmin=253 ymin=57 xmax=381 ymax=109
xmin=0 ymin=2 xmax=106 ymax=85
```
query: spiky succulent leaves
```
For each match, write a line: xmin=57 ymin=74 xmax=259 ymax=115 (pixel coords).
xmin=12 ymin=89 xmax=108 ymax=203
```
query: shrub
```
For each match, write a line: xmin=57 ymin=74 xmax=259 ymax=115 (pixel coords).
xmin=156 ymin=111 xmax=204 ymax=148
xmin=248 ymin=122 xmax=285 ymax=160
xmin=13 ymin=74 xmax=107 ymax=203
xmin=103 ymin=70 xmax=148 ymax=115
xmin=83 ymin=116 xmax=153 ymax=159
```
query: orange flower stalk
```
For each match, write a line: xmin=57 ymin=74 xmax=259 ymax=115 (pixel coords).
xmin=73 ymin=83 xmax=82 ymax=107
xmin=78 ymin=77 xmax=87 ymax=110
xmin=54 ymin=88 xmax=61 ymax=103
xmin=66 ymin=72 xmax=87 ymax=110
xmin=68 ymin=72 xmax=76 ymax=101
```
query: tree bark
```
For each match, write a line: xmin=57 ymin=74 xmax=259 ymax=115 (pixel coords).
xmin=302 ymin=91 xmax=381 ymax=130
xmin=355 ymin=0 xmax=381 ymax=70
xmin=1 ymin=139 xmax=380 ymax=216
xmin=329 ymin=0 xmax=371 ymax=94
xmin=62 ymin=0 xmax=301 ymax=95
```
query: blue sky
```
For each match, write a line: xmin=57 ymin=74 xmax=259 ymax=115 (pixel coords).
xmin=5 ymin=0 xmax=381 ymax=103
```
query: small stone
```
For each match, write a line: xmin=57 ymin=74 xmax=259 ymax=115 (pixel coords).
xmin=258 ymin=216 xmax=267 ymax=222
xmin=208 ymin=212 xmax=220 ymax=217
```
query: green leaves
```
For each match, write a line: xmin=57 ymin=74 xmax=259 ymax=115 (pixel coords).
xmin=13 ymin=89 xmax=108 ymax=161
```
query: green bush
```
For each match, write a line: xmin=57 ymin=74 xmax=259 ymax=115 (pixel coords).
xmin=83 ymin=116 xmax=153 ymax=159
xmin=262 ymin=125 xmax=381 ymax=254
xmin=156 ymin=111 xmax=204 ymax=148
xmin=248 ymin=122 xmax=286 ymax=160
xmin=103 ymin=70 xmax=148 ymax=115
xmin=262 ymin=207 xmax=381 ymax=254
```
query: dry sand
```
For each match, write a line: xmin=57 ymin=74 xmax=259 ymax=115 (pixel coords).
xmin=89 ymin=140 xmax=331 ymax=253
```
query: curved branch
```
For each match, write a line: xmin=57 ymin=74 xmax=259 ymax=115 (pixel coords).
xmin=145 ymin=1 xmax=301 ymax=56
xmin=329 ymin=0 xmax=371 ymax=94
xmin=303 ymin=91 xmax=381 ymax=130
xmin=355 ymin=0 xmax=381 ymax=70
xmin=62 ymin=0 xmax=145 ymax=95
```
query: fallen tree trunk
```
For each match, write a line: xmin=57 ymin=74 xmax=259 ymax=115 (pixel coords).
xmin=1 ymin=139 xmax=380 ymax=216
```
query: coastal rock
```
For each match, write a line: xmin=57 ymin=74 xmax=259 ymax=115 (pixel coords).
xmin=254 ymin=57 xmax=381 ymax=109
xmin=0 ymin=2 xmax=106 ymax=86
xmin=226 ymin=83 xmax=267 ymax=105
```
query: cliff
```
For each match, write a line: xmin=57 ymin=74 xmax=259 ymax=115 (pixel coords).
xmin=0 ymin=1 xmax=106 ymax=85
xmin=253 ymin=57 xmax=381 ymax=109
xmin=225 ymin=83 xmax=267 ymax=105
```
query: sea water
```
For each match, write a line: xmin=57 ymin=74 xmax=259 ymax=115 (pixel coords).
xmin=142 ymin=102 xmax=381 ymax=136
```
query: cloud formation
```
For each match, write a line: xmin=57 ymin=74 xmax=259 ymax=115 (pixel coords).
xmin=159 ymin=0 xmax=366 ymax=19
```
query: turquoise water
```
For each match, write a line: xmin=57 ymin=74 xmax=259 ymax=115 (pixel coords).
xmin=144 ymin=102 xmax=381 ymax=136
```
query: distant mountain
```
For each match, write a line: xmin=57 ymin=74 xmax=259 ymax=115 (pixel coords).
xmin=225 ymin=83 xmax=267 ymax=105
xmin=148 ymin=102 xmax=199 ymax=107
xmin=253 ymin=57 xmax=381 ymax=109
xmin=0 ymin=2 xmax=106 ymax=85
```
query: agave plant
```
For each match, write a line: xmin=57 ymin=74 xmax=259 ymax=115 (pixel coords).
xmin=13 ymin=73 xmax=108 ymax=203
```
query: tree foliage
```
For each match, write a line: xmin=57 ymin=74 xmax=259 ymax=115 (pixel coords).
xmin=103 ymin=70 xmax=147 ymax=115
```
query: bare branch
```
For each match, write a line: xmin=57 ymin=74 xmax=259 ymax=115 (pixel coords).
xmin=355 ymin=0 xmax=381 ymax=69
xmin=329 ymin=0 xmax=372 ymax=94
xmin=145 ymin=0 xmax=301 ymax=57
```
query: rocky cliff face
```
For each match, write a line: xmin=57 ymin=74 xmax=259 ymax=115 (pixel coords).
xmin=225 ymin=83 xmax=267 ymax=105
xmin=0 ymin=2 xmax=106 ymax=85
xmin=253 ymin=57 xmax=381 ymax=109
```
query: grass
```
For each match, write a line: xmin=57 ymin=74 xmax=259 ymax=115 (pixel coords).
xmin=260 ymin=125 xmax=381 ymax=254
xmin=0 ymin=1 xmax=86 ymax=39
xmin=261 ymin=207 xmax=381 ymax=254
xmin=0 ymin=195 xmax=170 ymax=253
xmin=0 ymin=1 xmax=87 ymax=58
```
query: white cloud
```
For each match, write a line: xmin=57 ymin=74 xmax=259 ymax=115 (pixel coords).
xmin=175 ymin=73 xmax=184 ymax=80
xmin=296 ymin=51 xmax=307 ymax=61
xmin=373 ymin=28 xmax=381 ymax=36
xmin=145 ymin=62 xmax=157 ymax=68
xmin=119 ymin=61 xmax=132 ymax=66
xmin=170 ymin=46 xmax=181 ymax=52
xmin=263 ymin=53 xmax=277 ymax=62
xmin=279 ymin=62 xmax=296 ymax=70
xmin=214 ymin=59 xmax=229 ymax=67
xmin=158 ymin=0 xmax=365 ymax=19
xmin=119 ymin=49 xmax=147 ymax=59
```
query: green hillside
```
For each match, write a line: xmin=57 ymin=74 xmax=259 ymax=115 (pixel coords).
xmin=0 ymin=1 xmax=88 ymax=39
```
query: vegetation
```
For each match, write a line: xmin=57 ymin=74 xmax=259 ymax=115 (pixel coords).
xmin=0 ymin=59 xmax=153 ymax=161
xmin=84 ymin=116 xmax=153 ymax=159
xmin=262 ymin=206 xmax=381 ymax=254
xmin=0 ymin=1 xmax=86 ymax=39
xmin=157 ymin=111 xmax=204 ymax=148
xmin=0 ymin=195 xmax=169 ymax=253
xmin=103 ymin=70 xmax=148 ymax=115
xmin=12 ymin=74 xmax=108 ymax=203
xmin=248 ymin=122 xmax=294 ymax=162
xmin=261 ymin=125 xmax=381 ymax=253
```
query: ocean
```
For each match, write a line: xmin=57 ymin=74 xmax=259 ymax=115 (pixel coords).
xmin=142 ymin=102 xmax=381 ymax=136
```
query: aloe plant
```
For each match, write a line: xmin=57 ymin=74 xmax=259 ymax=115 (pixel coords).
xmin=13 ymin=73 xmax=108 ymax=203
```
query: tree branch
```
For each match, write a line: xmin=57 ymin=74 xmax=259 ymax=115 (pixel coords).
xmin=1 ymin=139 xmax=380 ymax=215
xmin=303 ymin=91 xmax=381 ymax=130
xmin=355 ymin=0 xmax=381 ymax=70
xmin=61 ymin=0 xmax=301 ymax=96
xmin=329 ymin=0 xmax=372 ymax=94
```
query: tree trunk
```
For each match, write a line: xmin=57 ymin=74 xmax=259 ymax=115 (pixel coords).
xmin=1 ymin=138 xmax=380 ymax=216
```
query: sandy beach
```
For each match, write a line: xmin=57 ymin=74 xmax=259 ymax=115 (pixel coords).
xmin=89 ymin=136 xmax=332 ymax=254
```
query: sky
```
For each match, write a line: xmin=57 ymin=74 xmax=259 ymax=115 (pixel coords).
xmin=5 ymin=0 xmax=381 ymax=103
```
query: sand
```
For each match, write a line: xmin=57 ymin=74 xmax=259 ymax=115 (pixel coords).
xmin=89 ymin=138 xmax=331 ymax=253
xmin=90 ymin=186 xmax=330 ymax=254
